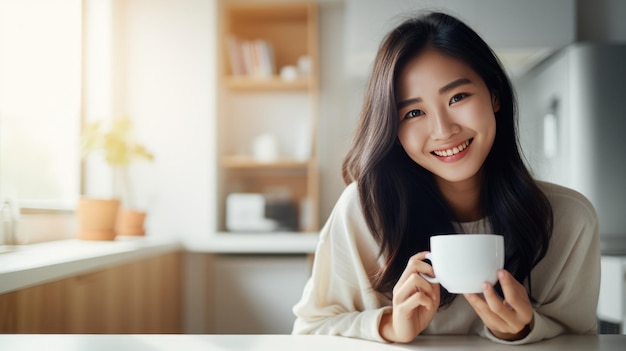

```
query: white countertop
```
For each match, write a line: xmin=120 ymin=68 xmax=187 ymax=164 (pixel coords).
xmin=184 ymin=232 xmax=320 ymax=254
xmin=0 ymin=232 xmax=319 ymax=295
xmin=0 ymin=334 xmax=623 ymax=351
xmin=0 ymin=236 xmax=182 ymax=294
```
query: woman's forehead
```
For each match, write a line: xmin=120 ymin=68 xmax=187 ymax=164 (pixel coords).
xmin=396 ymin=49 xmax=484 ymax=98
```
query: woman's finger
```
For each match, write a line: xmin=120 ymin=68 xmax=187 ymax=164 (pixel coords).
xmin=465 ymin=271 xmax=534 ymax=335
xmin=464 ymin=292 xmax=506 ymax=327
xmin=482 ymin=281 xmax=514 ymax=319
xmin=396 ymin=251 xmax=434 ymax=287
xmin=497 ymin=270 xmax=533 ymax=323
xmin=394 ymin=272 xmax=435 ymax=303
xmin=400 ymin=285 xmax=437 ymax=311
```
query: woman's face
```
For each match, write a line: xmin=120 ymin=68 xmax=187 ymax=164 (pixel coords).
xmin=396 ymin=48 xmax=498 ymax=187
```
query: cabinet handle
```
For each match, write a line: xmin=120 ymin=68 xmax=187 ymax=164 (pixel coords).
xmin=543 ymin=112 xmax=557 ymax=158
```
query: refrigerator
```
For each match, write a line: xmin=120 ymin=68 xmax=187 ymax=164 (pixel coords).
xmin=517 ymin=43 xmax=626 ymax=255
xmin=517 ymin=43 xmax=626 ymax=333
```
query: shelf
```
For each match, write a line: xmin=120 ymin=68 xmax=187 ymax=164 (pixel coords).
xmin=226 ymin=2 xmax=310 ymax=22
xmin=224 ymin=76 xmax=313 ymax=91
xmin=222 ymin=156 xmax=310 ymax=171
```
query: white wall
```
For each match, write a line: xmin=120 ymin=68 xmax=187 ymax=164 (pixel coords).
xmin=112 ymin=0 xmax=217 ymax=244
xmin=317 ymin=0 xmax=359 ymax=222
xmin=343 ymin=0 xmax=577 ymax=78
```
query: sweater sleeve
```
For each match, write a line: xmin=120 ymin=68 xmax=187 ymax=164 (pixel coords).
xmin=291 ymin=183 xmax=391 ymax=342
xmin=484 ymin=183 xmax=601 ymax=345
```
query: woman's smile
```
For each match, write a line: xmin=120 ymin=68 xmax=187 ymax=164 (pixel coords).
xmin=431 ymin=138 xmax=473 ymax=158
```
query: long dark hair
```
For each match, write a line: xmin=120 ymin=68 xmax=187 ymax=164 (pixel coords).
xmin=342 ymin=12 xmax=553 ymax=307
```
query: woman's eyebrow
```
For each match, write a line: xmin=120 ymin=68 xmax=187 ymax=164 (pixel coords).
xmin=397 ymin=97 xmax=422 ymax=109
xmin=439 ymin=78 xmax=472 ymax=94
xmin=396 ymin=78 xmax=473 ymax=109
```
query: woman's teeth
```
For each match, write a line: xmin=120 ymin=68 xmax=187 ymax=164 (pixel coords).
xmin=433 ymin=140 xmax=471 ymax=157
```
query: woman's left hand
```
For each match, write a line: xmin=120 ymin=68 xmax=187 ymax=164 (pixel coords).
xmin=463 ymin=269 xmax=534 ymax=341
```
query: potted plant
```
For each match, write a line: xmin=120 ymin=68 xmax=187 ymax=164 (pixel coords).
xmin=78 ymin=117 xmax=154 ymax=240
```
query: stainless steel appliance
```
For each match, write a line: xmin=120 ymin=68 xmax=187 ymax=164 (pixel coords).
xmin=517 ymin=43 xmax=626 ymax=255
xmin=517 ymin=43 xmax=626 ymax=334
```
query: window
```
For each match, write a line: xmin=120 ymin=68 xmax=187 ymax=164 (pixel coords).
xmin=0 ymin=0 xmax=82 ymax=210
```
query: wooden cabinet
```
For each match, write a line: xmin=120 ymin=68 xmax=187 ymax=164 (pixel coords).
xmin=0 ymin=252 xmax=182 ymax=334
xmin=216 ymin=0 xmax=320 ymax=233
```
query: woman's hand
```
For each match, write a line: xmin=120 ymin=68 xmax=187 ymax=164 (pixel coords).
xmin=463 ymin=269 xmax=534 ymax=341
xmin=379 ymin=251 xmax=440 ymax=343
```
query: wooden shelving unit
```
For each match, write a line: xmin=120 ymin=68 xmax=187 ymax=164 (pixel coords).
xmin=222 ymin=156 xmax=310 ymax=170
xmin=216 ymin=0 xmax=319 ymax=234
xmin=223 ymin=76 xmax=312 ymax=91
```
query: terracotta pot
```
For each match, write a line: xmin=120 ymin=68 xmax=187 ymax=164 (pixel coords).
xmin=115 ymin=209 xmax=147 ymax=236
xmin=76 ymin=198 xmax=120 ymax=240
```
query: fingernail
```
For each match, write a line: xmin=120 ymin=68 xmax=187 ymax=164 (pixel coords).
xmin=483 ymin=282 xmax=490 ymax=291
xmin=498 ymin=270 xmax=505 ymax=279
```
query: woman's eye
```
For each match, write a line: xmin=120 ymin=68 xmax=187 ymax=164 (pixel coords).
xmin=450 ymin=93 xmax=469 ymax=104
xmin=404 ymin=109 xmax=424 ymax=119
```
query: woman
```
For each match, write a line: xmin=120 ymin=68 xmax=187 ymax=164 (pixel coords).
xmin=292 ymin=12 xmax=600 ymax=344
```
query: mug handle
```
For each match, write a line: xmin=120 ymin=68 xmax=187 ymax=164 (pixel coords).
xmin=418 ymin=252 xmax=439 ymax=283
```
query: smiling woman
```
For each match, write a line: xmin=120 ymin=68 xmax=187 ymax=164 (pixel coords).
xmin=292 ymin=10 xmax=599 ymax=346
xmin=0 ymin=0 xmax=82 ymax=211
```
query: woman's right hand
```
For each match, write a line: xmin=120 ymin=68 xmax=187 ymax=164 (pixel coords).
xmin=379 ymin=251 xmax=440 ymax=343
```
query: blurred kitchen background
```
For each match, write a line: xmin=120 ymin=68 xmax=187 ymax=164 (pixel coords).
xmin=1 ymin=0 xmax=625 ymax=336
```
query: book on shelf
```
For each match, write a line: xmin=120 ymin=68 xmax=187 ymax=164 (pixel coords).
xmin=227 ymin=36 xmax=275 ymax=78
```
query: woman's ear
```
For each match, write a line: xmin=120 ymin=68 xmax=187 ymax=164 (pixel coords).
xmin=491 ymin=93 xmax=500 ymax=113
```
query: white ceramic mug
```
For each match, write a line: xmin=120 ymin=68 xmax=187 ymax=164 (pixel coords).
xmin=420 ymin=234 xmax=504 ymax=294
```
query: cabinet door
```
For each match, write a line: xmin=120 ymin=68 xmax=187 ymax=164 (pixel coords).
xmin=211 ymin=254 xmax=311 ymax=334
xmin=0 ymin=279 xmax=66 ymax=333
xmin=64 ymin=268 xmax=114 ymax=333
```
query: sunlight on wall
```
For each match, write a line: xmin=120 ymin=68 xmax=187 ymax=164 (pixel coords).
xmin=82 ymin=0 xmax=116 ymax=198
xmin=0 ymin=0 xmax=81 ymax=208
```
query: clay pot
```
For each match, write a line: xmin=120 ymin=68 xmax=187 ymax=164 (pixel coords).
xmin=115 ymin=209 xmax=146 ymax=236
xmin=76 ymin=198 xmax=120 ymax=240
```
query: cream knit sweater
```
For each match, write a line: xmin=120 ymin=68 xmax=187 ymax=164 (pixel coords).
xmin=292 ymin=181 xmax=600 ymax=345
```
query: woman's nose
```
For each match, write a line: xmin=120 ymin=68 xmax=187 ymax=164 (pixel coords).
xmin=430 ymin=109 xmax=460 ymax=140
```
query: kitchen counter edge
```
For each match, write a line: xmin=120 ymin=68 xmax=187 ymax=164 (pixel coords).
xmin=0 ymin=233 xmax=320 ymax=294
